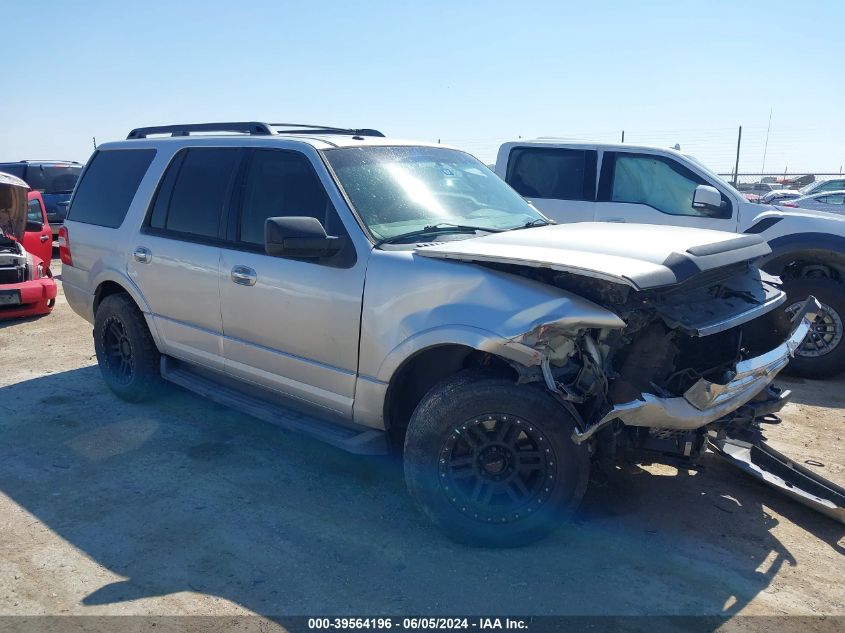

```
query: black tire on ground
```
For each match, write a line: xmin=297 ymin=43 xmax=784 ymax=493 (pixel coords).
xmin=403 ymin=373 xmax=590 ymax=547
xmin=781 ymin=277 xmax=845 ymax=379
xmin=93 ymin=293 xmax=162 ymax=402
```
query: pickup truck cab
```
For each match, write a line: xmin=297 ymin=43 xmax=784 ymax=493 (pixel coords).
xmin=61 ymin=122 xmax=819 ymax=545
xmin=496 ymin=140 xmax=845 ymax=377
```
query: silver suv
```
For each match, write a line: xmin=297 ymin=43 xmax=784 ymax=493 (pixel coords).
xmin=61 ymin=122 xmax=818 ymax=545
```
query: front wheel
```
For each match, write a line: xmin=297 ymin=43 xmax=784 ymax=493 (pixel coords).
xmin=782 ymin=277 xmax=845 ymax=379
xmin=403 ymin=374 xmax=590 ymax=547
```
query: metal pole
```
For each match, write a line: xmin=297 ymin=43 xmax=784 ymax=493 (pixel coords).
xmin=621 ymin=130 xmax=625 ymax=143
xmin=733 ymin=126 xmax=742 ymax=186
xmin=761 ymin=110 xmax=772 ymax=174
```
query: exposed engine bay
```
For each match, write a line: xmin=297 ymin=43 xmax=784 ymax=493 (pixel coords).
xmin=485 ymin=259 xmax=815 ymax=464
xmin=0 ymin=229 xmax=30 ymax=285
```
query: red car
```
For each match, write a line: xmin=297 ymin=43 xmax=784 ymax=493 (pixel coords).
xmin=0 ymin=172 xmax=57 ymax=319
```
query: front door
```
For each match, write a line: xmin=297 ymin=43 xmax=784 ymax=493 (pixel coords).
xmin=23 ymin=194 xmax=52 ymax=264
xmin=595 ymin=151 xmax=739 ymax=232
xmin=219 ymin=148 xmax=367 ymax=418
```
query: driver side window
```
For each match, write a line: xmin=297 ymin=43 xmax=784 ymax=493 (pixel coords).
xmin=27 ymin=199 xmax=44 ymax=223
xmin=609 ymin=153 xmax=731 ymax=219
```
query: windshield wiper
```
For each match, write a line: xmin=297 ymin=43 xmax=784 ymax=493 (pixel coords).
xmin=376 ymin=223 xmax=505 ymax=246
xmin=512 ymin=217 xmax=553 ymax=230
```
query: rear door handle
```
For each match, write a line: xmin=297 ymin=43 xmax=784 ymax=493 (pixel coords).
xmin=40 ymin=235 xmax=50 ymax=242
xmin=231 ymin=265 xmax=257 ymax=286
xmin=133 ymin=247 xmax=152 ymax=263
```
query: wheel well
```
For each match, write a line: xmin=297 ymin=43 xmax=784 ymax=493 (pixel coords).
xmin=93 ymin=281 xmax=130 ymax=315
xmin=764 ymin=250 xmax=845 ymax=282
xmin=383 ymin=345 xmax=518 ymax=449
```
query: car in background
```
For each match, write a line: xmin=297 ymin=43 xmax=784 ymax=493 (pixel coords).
xmin=23 ymin=191 xmax=53 ymax=264
xmin=0 ymin=160 xmax=83 ymax=236
xmin=762 ymin=178 xmax=845 ymax=205
xmin=780 ymin=190 xmax=845 ymax=214
xmin=0 ymin=172 xmax=57 ymax=320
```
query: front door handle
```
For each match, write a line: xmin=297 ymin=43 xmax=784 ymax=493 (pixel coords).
xmin=133 ymin=247 xmax=152 ymax=263
xmin=40 ymin=235 xmax=50 ymax=242
xmin=231 ymin=265 xmax=257 ymax=286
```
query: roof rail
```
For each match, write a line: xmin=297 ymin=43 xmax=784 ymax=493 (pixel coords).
xmin=126 ymin=121 xmax=385 ymax=140
xmin=268 ymin=123 xmax=385 ymax=137
xmin=127 ymin=122 xmax=275 ymax=139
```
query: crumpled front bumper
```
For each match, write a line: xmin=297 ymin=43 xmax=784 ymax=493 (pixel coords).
xmin=573 ymin=297 xmax=820 ymax=443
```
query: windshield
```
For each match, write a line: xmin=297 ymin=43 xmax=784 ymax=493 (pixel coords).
xmin=324 ymin=146 xmax=545 ymax=241
xmin=23 ymin=164 xmax=82 ymax=194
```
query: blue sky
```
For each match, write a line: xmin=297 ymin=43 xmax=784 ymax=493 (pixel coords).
xmin=1 ymin=0 xmax=843 ymax=173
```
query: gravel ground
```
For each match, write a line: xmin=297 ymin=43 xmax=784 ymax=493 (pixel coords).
xmin=0 ymin=262 xmax=843 ymax=626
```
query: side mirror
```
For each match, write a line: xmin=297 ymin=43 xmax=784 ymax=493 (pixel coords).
xmin=692 ymin=184 xmax=723 ymax=213
xmin=25 ymin=220 xmax=44 ymax=232
xmin=264 ymin=216 xmax=345 ymax=259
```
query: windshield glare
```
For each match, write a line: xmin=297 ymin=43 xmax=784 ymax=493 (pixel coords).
xmin=324 ymin=146 xmax=544 ymax=241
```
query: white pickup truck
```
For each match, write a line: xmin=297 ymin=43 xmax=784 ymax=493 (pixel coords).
xmin=495 ymin=140 xmax=845 ymax=378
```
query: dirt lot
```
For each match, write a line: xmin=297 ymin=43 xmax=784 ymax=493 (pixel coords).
xmin=1 ymin=264 xmax=843 ymax=624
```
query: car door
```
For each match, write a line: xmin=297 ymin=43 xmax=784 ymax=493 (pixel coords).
xmin=128 ymin=147 xmax=244 ymax=372
xmin=218 ymin=147 xmax=367 ymax=419
xmin=595 ymin=151 xmax=739 ymax=231
xmin=504 ymin=146 xmax=598 ymax=223
xmin=23 ymin=193 xmax=52 ymax=263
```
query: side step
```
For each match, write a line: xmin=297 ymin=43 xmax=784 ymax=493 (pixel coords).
xmin=161 ymin=358 xmax=388 ymax=455
xmin=709 ymin=436 xmax=845 ymax=524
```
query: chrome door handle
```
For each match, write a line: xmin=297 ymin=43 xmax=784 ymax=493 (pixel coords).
xmin=133 ymin=247 xmax=152 ymax=263
xmin=40 ymin=235 xmax=50 ymax=242
xmin=231 ymin=265 xmax=257 ymax=286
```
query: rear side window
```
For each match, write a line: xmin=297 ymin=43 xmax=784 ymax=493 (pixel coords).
xmin=506 ymin=147 xmax=596 ymax=201
xmin=68 ymin=150 xmax=156 ymax=228
xmin=148 ymin=148 xmax=240 ymax=239
xmin=0 ymin=164 xmax=25 ymax=179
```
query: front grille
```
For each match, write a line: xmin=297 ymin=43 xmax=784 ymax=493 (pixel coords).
xmin=0 ymin=267 xmax=25 ymax=284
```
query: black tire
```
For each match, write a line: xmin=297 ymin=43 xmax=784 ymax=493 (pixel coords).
xmin=93 ymin=293 xmax=162 ymax=402
xmin=403 ymin=373 xmax=590 ymax=547
xmin=781 ymin=277 xmax=845 ymax=378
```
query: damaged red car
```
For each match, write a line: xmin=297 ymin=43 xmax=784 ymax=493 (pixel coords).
xmin=0 ymin=172 xmax=57 ymax=319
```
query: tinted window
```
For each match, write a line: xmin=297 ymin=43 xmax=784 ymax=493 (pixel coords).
xmin=68 ymin=150 xmax=156 ymax=228
xmin=0 ymin=164 xmax=25 ymax=179
xmin=819 ymin=180 xmax=845 ymax=192
xmin=239 ymin=150 xmax=333 ymax=245
xmin=818 ymin=194 xmax=845 ymax=205
xmin=154 ymin=148 xmax=239 ymax=239
xmin=27 ymin=199 xmax=43 ymax=222
xmin=609 ymin=153 xmax=730 ymax=219
xmin=506 ymin=148 xmax=595 ymax=201
xmin=20 ymin=164 xmax=82 ymax=194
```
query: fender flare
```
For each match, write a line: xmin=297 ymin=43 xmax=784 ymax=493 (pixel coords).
xmin=760 ymin=233 xmax=845 ymax=277
xmin=91 ymin=268 xmax=165 ymax=350
xmin=373 ymin=325 xmax=536 ymax=385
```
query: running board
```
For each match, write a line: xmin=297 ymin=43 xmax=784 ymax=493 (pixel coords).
xmin=161 ymin=357 xmax=388 ymax=455
xmin=709 ymin=436 xmax=845 ymax=524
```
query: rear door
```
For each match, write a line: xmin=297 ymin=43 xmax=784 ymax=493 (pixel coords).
xmin=595 ymin=150 xmax=739 ymax=231
xmin=218 ymin=147 xmax=367 ymax=418
xmin=128 ymin=147 xmax=244 ymax=372
xmin=504 ymin=146 xmax=598 ymax=223
xmin=23 ymin=194 xmax=52 ymax=263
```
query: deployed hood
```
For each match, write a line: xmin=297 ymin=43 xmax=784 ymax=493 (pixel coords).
xmin=0 ymin=172 xmax=30 ymax=241
xmin=416 ymin=223 xmax=770 ymax=290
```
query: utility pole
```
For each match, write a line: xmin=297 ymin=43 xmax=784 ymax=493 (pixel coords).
xmin=733 ymin=126 xmax=742 ymax=186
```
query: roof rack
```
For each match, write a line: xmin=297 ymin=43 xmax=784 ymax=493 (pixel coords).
xmin=126 ymin=121 xmax=385 ymax=140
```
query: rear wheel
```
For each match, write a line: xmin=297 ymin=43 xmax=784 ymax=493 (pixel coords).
xmin=781 ymin=277 xmax=845 ymax=378
xmin=403 ymin=373 xmax=590 ymax=547
xmin=93 ymin=293 xmax=162 ymax=401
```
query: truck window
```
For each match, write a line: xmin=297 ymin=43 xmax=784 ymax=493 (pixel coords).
xmin=148 ymin=148 xmax=240 ymax=239
xmin=68 ymin=149 xmax=156 ymax=228
xmin=238 ymin=149 xmax=337 ymax=245
xmin=506 ymin=148 xmax=596 ymax=201
xmin=606 ymin=153 xmax=731 ymax=219
xmin=27 ymin=199 xmax=43 ymax=223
